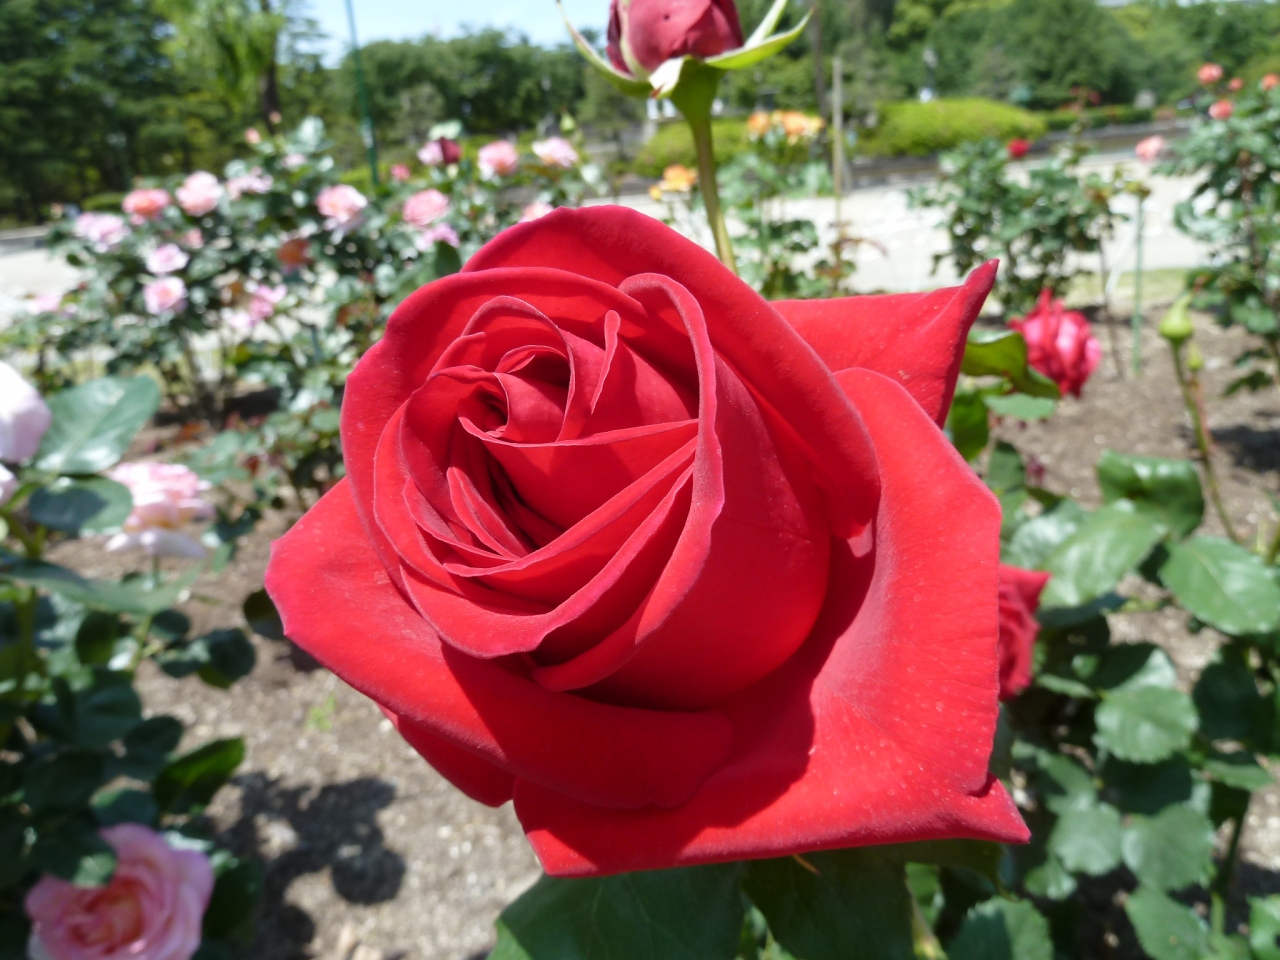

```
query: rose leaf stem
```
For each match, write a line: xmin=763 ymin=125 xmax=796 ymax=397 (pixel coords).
xmin=1170 ymin=344 xmax=1241 ymax=544
xmin=671 ymin=62 xmax=737 ymax=274
xmin=1211 ymin=799 xmax=1249 ymax=937
xmin=910 ymin=891 xmax=945 ymax=960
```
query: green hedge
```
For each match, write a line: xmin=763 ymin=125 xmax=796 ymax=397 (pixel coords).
xmin=81 ymin=192 xmax=126 ymax=212
xmin=858 ymin=98 xmax=1047 ymax=158
xmin=632 ymin=119 xmax=750 ymax=178
xmin=1043 ymin=105 xmax=1157 ymax=132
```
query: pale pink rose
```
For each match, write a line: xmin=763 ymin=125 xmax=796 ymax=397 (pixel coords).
xmin=32 ymin=291 xmax=64 ymax=314
xmin=1228 ymin=77 xmax=1244 ymax=92
xmin=477 ymin=140 xmax=519 ymax=179
xmin=143 ymin=277 xmax=187 ymax=316
xmin=176 ymin=172 xmax=222 ymax=217
xmin=1135 ymin=135 xmax=1165 ymax=164
xmin=282 ymin=153 xmax=307 ymax=170
xmin=519 ymin=201 xmax=554 ymax=223
xmin=402 ymin=189 xmax=449 ymax=227
xmin=1209 ymin=99 xmax=1234 ymax=121
xmin=416 ymin=222 xmax=460 ymax=250
xmin=1198 ymin=63 xmax=1224 ymax=85
xmin=73 ymin=213 xmax=129 ymax=251
xmin=106 ymin=462 xmax=215 ymax=558
xmin=1263 ymin=74 xmax=1280 ymax=92
xmin=245 ymin=127 xmax=262 ymax=145
xmin=390 ymin=164 xmax=411 ymax=183
xmin=1008 ymin=291 xmax=1102 ymax=399
xmin=316 ymin=184 xmax=367 ymax=229
xmin=122 ymin=188 xmax=171 ymax=222
xmin=145 ymin=244 xmax=189 ymax=276
xmin=533 ymin=137 xmax=579 ymax=169
xmin=0 ymin=464 xmax=16 ymax=507
xmin=0 ymin=360 xmax=53 ymax=463
xmin=25 ymin=824 xmax=213 ymax=960
xmin=180 ymin=229 xmax=204 ymax=250
xmin=419 ymin=141 xmax=445 ymax=166
xmin=226 ymin=170 xmax=274 ymax=199
xmin=248 ymin=283 xmax=287 ymax=323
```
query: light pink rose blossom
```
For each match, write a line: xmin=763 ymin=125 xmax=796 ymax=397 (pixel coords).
xmin=519 ymin=201 xmax=554 ymax=223
xmin=415 ymin=222 xmax=461 ymax=250
xmin=32 ymin=291 xmax=64 ymax=314
xmin=106 ymin=462 xmax=215 ymax=558
xmin=73 ymin=213 xmax=129 ymax=251
xmin=1198 ymin=63 xmax=1224 ymax=86
xmin=402 ymin=189 xmax=449 ymax=227
xmin=245 ymin=127 xmax=262 ymax=145
xmin=1135 ymin=135 xmax=1165 ymax=164
xmin=0 ymin=464 xmax=16 ymax=507
xmin=145 ymin=244 xmax=189 ymax=276
xmin=533 ymin=137 xmax=579 ymax=169
xmin=1209 ymin=99 xmax=1234 ymax=121
xmin=477 ymin=140 xmax=519 ymax=179
xmin=0 ymin=360 xmax=53 ymax=463
xmin=316 ymin=184 xmax=368 ymax=229
xmin=249 ymin=283 xmax=287 ymax=323
xmin=143 ymin=277 xmax=187 ymax=316
xmin=176 ymin=172 xmax=223 ymax=217
xmin=226 ymin=170 xmax=274 ymax=199
xmin=282 ymin=153 xmax=307 ymax=170
xmin=122 ymin=189 xmax=171 ymax=222
xmin=390 ymin=164 xmax=411 ymax=182
xmin=180 ymin=229 xmax=204 ymax=250
xmin=25 ymin=824 xmax=213 ymax=960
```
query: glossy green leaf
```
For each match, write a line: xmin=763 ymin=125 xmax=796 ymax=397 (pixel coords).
xmin=24 ymin=751 xmax=107 ymax=813
xmin=35 ymin=376 xmax=161 ymax=475
xmin=1096 ymin=451 xmax=1204 ymax=538
xmin=1125 ymin=886 xmax=1209 ymax=960
xmin=198 ymin=629 xmax=257 ymax=688
xmin=28 ymin=478 xmax=132 ymax=535
xmin=243 ymin=588 xmax=285 ymax=641
xmin=1194 ymin=648 xmax=1266 ymax=743
xmin=30 ymin=818 xmax=117 ymax=887
xmin=490 ymin=864 xmax=744 ymax=960
xmin=154 ymin=738 xmax=245 ymax=815
xmin=1094 ymin=686 xmax=1198 ymax=763
xmin=1041 ymin=501 xmax=1165 ymax=608
xmin=93 ymin=787 xmax=159 ymax=827
xmin=961 ymin=330 xmax=1060 ymax=398
xmin=3 ymin=559 xmax=203 ymax=616
xmin=62 ymin=670 xmax=143 ymax=748
xmin=986 ymin=442 xmax=1026 ymax=497
xmin=1249 ymin=895 xmax=1280 ymax=960
xmin=984 ymin=393 xmax=1057 ymax=421
xmin=1160 ymin=537 xmax=1280 ymax=637
xmin=1101 ymin=757 xmax=1195 ymax=815
xmin=705 ymin=10 xmax=811 ymax=71
xmin=743 ymin=849 xmax=914 ymax=960
xmin=947 ymin=388 xmax=990 ymax=461
xmin=883 ymin=838 xmax=1004 ymax=884
xmin=115 ymin=715 xmax=184 ymax=781
xmin=1121 ymin=805 xmax=1214 ymax=891
xmin=203 ymin=857 xmax=264 ymax=940
xmin=947 ymin=899 xmax=1053 ymax=960
xmin=74 ymin=611 xmax=124 ymax=666
xmin=744 ymin=0 xmax=790 ymax=45
xmin=1048 ymin=804 xmax=1123 ymax=876
xmin=1002 ymin=501 xmax=1088 ymax=571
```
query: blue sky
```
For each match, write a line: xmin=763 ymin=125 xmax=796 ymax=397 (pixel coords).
xmin=303 ymin=0 xmax=608 ymax=59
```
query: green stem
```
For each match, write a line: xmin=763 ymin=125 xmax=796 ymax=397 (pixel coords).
xmin=1211 ymin=800 xmax=1249 ymax=936
xmin=1267 ymin=519 xmax=1280 ymax=566
xmin=1170 ymin=345 xmax=1241 ymax=544
xmin=911 ymin=894 xmax=945 ymax=960
xmin=670 ymin=61 xmax=736 ymax=274
xmin=1132 ymin=196 xmax=1145 ymax=374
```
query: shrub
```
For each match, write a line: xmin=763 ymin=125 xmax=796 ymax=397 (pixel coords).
xmin=633 ymin=119 xmax=750 ymax=178
xmin=859 ymin=98 xmax=1047 ymax=157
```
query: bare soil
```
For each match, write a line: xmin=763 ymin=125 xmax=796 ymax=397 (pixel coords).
xmin=81 ymin=302 xmax=1279 ymax=959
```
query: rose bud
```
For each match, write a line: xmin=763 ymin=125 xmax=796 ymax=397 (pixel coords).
xmin=1008 ymin=291 xmax=1101 ymax=398
xmin=608 ymin=0 xmax=745 ymax=76
xmin=122 ymin=188 xmax=171 ymax=222
xmin=1198 ymin=62 xmax=1223 ymax=85
xmin=1006 ymin=138 xmax=1031 ymax=160
xmin=1209 ymin=99 xmax=1234 ymax=121
xmin=997 ymin=566 xmax=1051 ymax=701
xmin=266 ymin=206 xmax=1028 ymax=877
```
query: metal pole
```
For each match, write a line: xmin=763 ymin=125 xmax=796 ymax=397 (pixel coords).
xmin=344 ymin=0 xmax=380 ymax=188
xmin=1132 ymin=195 xmax=1145 ymax=374
xmin=832 ymin=54 xmax=843 ymax=232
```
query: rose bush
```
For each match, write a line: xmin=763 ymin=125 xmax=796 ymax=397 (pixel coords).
xmin=266 ymin=205 xmax=1027 ymax=876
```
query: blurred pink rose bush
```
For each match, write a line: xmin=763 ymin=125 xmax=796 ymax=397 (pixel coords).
xmin=0 ymin=359 xmax=53 ymax=464
xmin=316 ymin=184 xmax=367 ymax=229
xmin=106 ymin=461 xmax=214 ymax=558
xmin=533 ymin=136 xmax=579 ymax=168
xmin=123 ymin=188 xmax=170 ymax=222
xmin=478 ymin=140 xmax=519 ymax=179
xmin=175 ymin=172 xmax=222 ymax=217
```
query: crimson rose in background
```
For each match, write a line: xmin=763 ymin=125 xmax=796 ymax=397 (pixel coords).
xmin=266 ymin=206 xmax=1027 ymax=876
xmin=608 ymin=0 xmax=744 ymax=76
xmin=1009 ymin=290 xmax=1101 ymax=398
xmin=997 ymin=566 xmax=1051 ymax=701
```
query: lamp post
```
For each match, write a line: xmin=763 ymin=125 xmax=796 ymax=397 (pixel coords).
xmin=344 ymin=0 xmax=380 ymax=188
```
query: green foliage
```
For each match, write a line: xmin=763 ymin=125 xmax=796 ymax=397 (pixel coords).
xmin=633 ymin=120 xmax=751 ymax=178
xmin=859 ymin=98 xmax=1046 ymax=158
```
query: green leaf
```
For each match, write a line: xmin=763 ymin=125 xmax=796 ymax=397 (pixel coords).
xmin=203 ymin=857 xmax=264 ymax=940
xmin=986 ymin=442 xmax=1026 ymax=497
xmin=115 ymin=715 xmax=184 ymax=781
xmin=1194 ymin=648 xmax=1266 ymax=743
xmin=197 ymin=629 xmax=257 ymax=688
xmin=744 ymin=0 xmax=790 ymax=45
xmin=490 ymin=864 xmax=744 ymax=960
xmin=1203 ymin=752 xmax=1273 ymax=791
xmin=3 ymin=558 xmax=203 ymax=616
xmin=705 ymin=10 xmax=811 ymax=71
xmin=1096 ymin=452 xmax=1204 ymax=538
xmin=1090 ymin=643 xmax=1178 ymax=693
xmin=961 ymin=330 xmax=1059 ymax=398
xmin=1249 ymin=895 xmax=1280 ymax=960
xmin=1125 ymin=886 xmax=1209 ymax=960
xmin=984 ymin=393 xmax=1057 ymax=421
xmin=56 ymin=670 xmax=142 ymax=749
xmin=554 ymin=1 xmax=651 ymax=96
xmin=0 ymin=813 xmax=29 ymax=887
xmin=1121 ymin=805 xmax=1215 ymax=891
xmin=1095 ymin=686 xmax=1198 ymax=763
xmin=154 ymin=738 xmax=245 ymax=815
xmin=947 ymin=388 xmax=990 ymax=461
xmin=1101 ymin=757 xmax=1195 ymax=815
xmin=243 ymin=589 xmax=285 ymax=641
xmin=24 ymin=751 xmax=107 ymax=813
xmin=93 ymin=787 xmax=159 ymax=827
xmin=743 ymin=849 xmax=914 ymax=960
xmin=1041 ymin=501 xmax=1166 ymax=608
xmin=35 ymin=376 xmax=161 ymax=475
xmin=946 ymin=899 xmax=1053 ymax=960
xmin=28 ymin=478 xmax=133 ymax=535
xmin=883 ymin=839 xmax=1004 ymax=885
xmin=1048 ymin=804 xmax=1123 ymax=876
xmin=1002 ymin=501 xmax=1087 ymax=570
xmin=1160 ymin=537 xmax=1280 ymax=637
xmin=75 ymin=612 xmax=124 ymax=666
xmin=30 ymin=817 xmax=117 ymax=886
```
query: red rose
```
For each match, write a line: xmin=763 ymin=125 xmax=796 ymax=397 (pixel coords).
xmin=266 ymin=207 xmax=1027 ymax=876
xmin=607 ymin=0 xmax=745 ymax=76
xmin=1008 ymin=290 xmax=1101 ymax=398
xmin=1006 ymin=138 xmax=1031 ymax=160
xmin=997 ymin=566 xmax=1050 ymax=701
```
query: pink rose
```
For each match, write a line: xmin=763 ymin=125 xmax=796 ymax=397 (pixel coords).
xmin=145 ymin=244 xmax=189 ymax=276
xmin=519 ymin=200 xmax=555 ymax=223
xmin=176 ymin=172 xmax=223 ymax=217
xmin=415 ymin=222 xmax=460 ymax=250
xmin=402 ymin=189 xmax=449 ymax=227
xmin=1135 ymin=135 xmax=1165 ymax=164
xmin=1198 ymin=63 xmax=1223 ymax=85
xmin=0 ymin=464 xmax=16 ymax=507
xmin=245 ymin=127 xmax=262 ymax=145
xmin=73 ymin=213 xmax=129 ymax=251
xmin=249 ymin=283 xmax=287 ymax=322
xmin=226 ymin=170 xmax=274 ymax=199
xmin=533 ymin=137 xmax=579 ymax=169
xmin=390 ymin=164 xmax=411 ymax=182
xmin=418 ymin=138 xmax=461 ymax=167
xmin=180 ymin=229 xmax=204 ymax=250
xmin=282 ymin=153 xmax=307 ymax=170
xmin=477 ymin=140 xmax=519 ymax=179
xmin=25 ymin=824 xmax=213 ymax=960
xmin=1209 ymin=99 xmax=1234 ymax=121
xmin=997 ymin=565 xmax=1051 ymax=701
xmin=143 ymin=277 xmax=187 ymax=316
xmin=0 ymin=360 xmax=53 ymax=463
xmin=32 ymin=291 xmax=64 ymax=314
xmin=106 ymin=462 xmax=214 ymax=558
xmin=1008 ymin=291 xmax=1101 ymax=398
xmin=1228 ymin=77 xmax=1244 ymax=92
xmin=122 ymin=188 xmax=171 ymax=222
xmin=1263 ymin=73 xmax=1279 ymax=92
xmin=316 ymin=184 xmax=368 ymax=229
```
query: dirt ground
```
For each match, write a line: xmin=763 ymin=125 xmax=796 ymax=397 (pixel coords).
xmin=87 ymin=300 xmax=1277 ymax=960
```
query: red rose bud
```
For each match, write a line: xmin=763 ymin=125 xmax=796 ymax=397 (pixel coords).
xmin=997 ymin=566 xmax=1050 ymax=701
xmin=1008 ymin=291 xmax=1101 ymax=398
xmin=607 ymin=0 xmax=745 ymax=76
xmin=1006 ymin=138 xmax=1031 ymax=160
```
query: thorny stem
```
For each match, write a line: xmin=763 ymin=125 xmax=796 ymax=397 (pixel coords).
xmin=1170 ymin=345 xmax=1241 ymax=544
